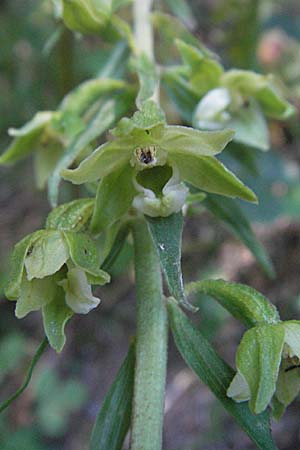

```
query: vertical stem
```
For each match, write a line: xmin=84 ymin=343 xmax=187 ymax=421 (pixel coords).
xmin=131 ymin=220 xmax=168 ymax=450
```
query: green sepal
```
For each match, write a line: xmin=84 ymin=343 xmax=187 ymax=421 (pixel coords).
xmin=168 ymin=300 xmax=277 ymax=450
xmin=168 ymin=153 xmax=257 ymax=202
xmin=90 ymin=163 xmax=135 ymax=234
xmin=186 ymin=279 xmax=279 ymax=327
xmin=42 ymin=291 xmax=73 ymax=353
xmin=275 ymin=359 xmax=300 ymax=412
xmin=24 ymin=230 xmax=69 ymax=280
xmin=234 ymin=324 xmax=285 ymax=414
xmin=60 ymin=139 xmax=132 ymax=185
xmin=90 ymin=342 xmax=135 ymax=450
xmin=63 ymin=231 xmax=106 ymax=278
xmin=4 ymin=230 xmax=44 ymax=299
xmin=46 ymin=198 xmax=94 ymax=232
xmin=202 ymin=194 xmax=275 ymax=277
xmin=86 ymin=271 xmax=111 ymax=285
xmin=111 ymin=100 xmax=165 ymax=137
xmin=146 ymin=212 xmax=196 ymax=311
xmin=34 ymin=144 xmax=63 ymax=190
xmin=0 ymin=112 xmax=54 ymax=166
xmin=15 ymin=275 xmax=62 ymax=319
xmin=162 ymin=126 xmax=234 ymax=157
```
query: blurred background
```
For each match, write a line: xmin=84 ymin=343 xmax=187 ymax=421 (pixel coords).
xmin=0 ymin=0 xmax=300 ymax=449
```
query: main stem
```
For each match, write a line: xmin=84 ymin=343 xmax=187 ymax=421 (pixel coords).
xmin=131 ymin=220 xmax=168 ymax=450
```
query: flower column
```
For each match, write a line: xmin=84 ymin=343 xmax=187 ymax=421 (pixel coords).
xmin=130 ymin=1 xmax=168 ymax=449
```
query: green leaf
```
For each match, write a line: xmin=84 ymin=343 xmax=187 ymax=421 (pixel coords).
xmin=60 ymin=139 xmax=132 ymax=185
xmin=42 ymin=292 xmax=73 ymax=352
xmin=234 ymin=324 xmax=284 ymax=414
xmin=187 ymin=279 xmax=279 ymax=328
xmin=24 ymin=230 xmax=69 ymax=280
xmin=203 ymin=194 xmax=274 ymax=277
xmin=46 ymin=198 xmax=94 ymax=232
xmin=101 ymin=221 xmax=131 ymax=271
xmin=164 ymin=0 xmax=196 ymax=28
xmin=162 ymin=126 xmax=234 ymax=157
xmin=49 ymin=90 xmax=133 ymax=206
xmin=228 ymin=100 xmax=270 ymax=151
xmin=4 ymin=231 xmax=43 ymax=299
xmin=59 ymin=78 xmax=127 ymax=117
xmin=90 ymin=163 xmax=135 ymax=234
xmin=96 ymin=40 xmax=129 ymax=79
xmin=168 ymin=153 xmax=257 ymax=202
xmin=176 ymin=39 xmax=223 ymax=96
xmin=168 ymin=301 xmax=277 ymax=450
xmin=63 ymin=231 xmax=109 ymax=280
xmin=134 ymin=53 xmax=159 ymax=109
xmin=90 ymin=342 xmax=135 ymax=450
xmin=0 ymin=112 xmax=54 ymax=166
xmin=62 ymin=0 xmax=107 ymax=34
xmin=15 ymin=276 xmax=60 ymax=319
xmin=146 ymin=212 xmax=195 ymax=311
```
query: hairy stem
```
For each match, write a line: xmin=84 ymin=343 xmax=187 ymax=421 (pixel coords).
xmin=131 ymin=220 xmax=168 ymax=450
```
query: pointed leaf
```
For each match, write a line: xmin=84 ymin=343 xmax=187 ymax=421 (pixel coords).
xmin=0 ymin=112 xmax=54 ymax=165
xmin=168 ymin=153 xmax=257 ymax=202
xmin=235 ymin=324 xmax=284 ymax=414
xmin=90 ymin=342 xmax=135 ymax=450
xmin=42 ymin=292 xmax=73 ymax=352
xmin=90 ymin=163 xmax=135 ymax=234
xmin=4 ymin=231 xmax=44 ymax=299
xmin=162 ymin=126 xmax=234 ymax=157
xmin=168 ymin=301 xmax=277 ymax=450
xmin=203 ymin=194 xmax=274 ymax=277
xmin=24 ymin=230 xmax=69 ymax=280
xmin=146 ymin=212 xmax=195 ymax=311
xmin=187 ymin=279 xmax=279 ymax=328
xmin=46 ymin=198 xmax=94 ymax=232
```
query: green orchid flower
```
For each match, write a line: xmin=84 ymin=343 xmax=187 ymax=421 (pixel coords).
xmin=61 ymin=100 xmax=257 ymax=234
xmin=227 ymin=320 xmax=300 ymax=417
xmin=5 ymin=228 xmax=110 ymax=352
xmin=171 ymin=40 xmax=295 ymax=150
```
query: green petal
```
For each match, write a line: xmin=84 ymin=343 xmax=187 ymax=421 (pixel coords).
xmin=46 ymin=198 xmax=94 ymax=232
xmin=60 ymin=140 xmax=132 ymax=184
xmin=63 ymin=231 xmax=107 ymax=278
xmin=162 ymin=125 xmax=234 ymax=157
xmin=90 ymin=163 xmax=136 ymax=234
xmin=235 ymin=324 xmax=285 ymax=414
xmin=25 ymin=230 xmax=69 ymax=280
xmin=42 ymin=291 xmax=73 ymax=353
xmin=168 ymin=153 xmax=257 ymax=202
xmin=0 ymin=112 xmax=54 ymax=166
xmin=5 ymin=230 xmax=44 ymax=299
xmin=227 ymin=371 xmax=251 ymax=402
xmin=15 ymin=276 xmax=60 ymax=319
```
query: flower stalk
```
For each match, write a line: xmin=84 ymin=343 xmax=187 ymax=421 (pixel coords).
xmin=131 ymin=220 xmax=168 ymax=450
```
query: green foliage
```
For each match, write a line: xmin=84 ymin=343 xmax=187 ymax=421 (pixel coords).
xmin=1 ymin=0 xmax=299 ymax=448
